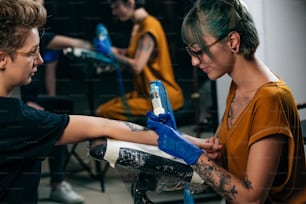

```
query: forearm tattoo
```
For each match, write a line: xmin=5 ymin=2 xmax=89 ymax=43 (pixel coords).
xmin=242 ymin=177 xmax=252 ymax=189
xmin=123 ymin=121 xmax=149 ymax=132
xmin=195 ymin=160 xmax=237 ymax=203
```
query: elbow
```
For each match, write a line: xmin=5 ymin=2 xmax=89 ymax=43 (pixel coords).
xmin=232 ymin=191 xmax=267 ymax=204
xmin=130 ymin=63 xmax=143 ymax=75
xmin=133 ymin=68 xmax=143 ymax=75
xmin=55 ymin=136 xmax=65 ymax=145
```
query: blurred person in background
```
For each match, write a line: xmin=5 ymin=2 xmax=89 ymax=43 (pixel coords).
xmin=95 ymin=0 xmax=184 ymax=123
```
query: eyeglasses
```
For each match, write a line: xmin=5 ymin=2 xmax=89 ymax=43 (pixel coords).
xmin=15 ymin=47 xmax=41 ymax=58
xmin=185 ymin=35 xmax=226 ymax=61
xmin=39 ymin=27 xmax=45 ymax=39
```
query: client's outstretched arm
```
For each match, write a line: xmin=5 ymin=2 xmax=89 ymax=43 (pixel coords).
xmin=56 ymin=115 xmax=158 ymax=145
xmin=88 ymin=137 xmax=206 ymax=186
xmin=57 ymin=115 xmax=213 ymax=150
xmin=53 ymin=102 xmax=209 ymax=149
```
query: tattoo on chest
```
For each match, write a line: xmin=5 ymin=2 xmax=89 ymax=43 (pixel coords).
xmin=228 ymin=91 xmax=253 ymax=127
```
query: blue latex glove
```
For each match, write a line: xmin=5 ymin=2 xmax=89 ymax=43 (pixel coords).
xmin=147 ymin=118 xmax=204 ymax=165
xmin=146 ymin=111 xmax=176 ymax=129
xmin=93 ymin=37 xmax=112 ymax=56
xmin=93 ymin=23 xmax=112 ymax=56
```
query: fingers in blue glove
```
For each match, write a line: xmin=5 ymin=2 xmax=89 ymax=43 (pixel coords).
xmin=146 ymin=111 xmax=159 ymax=121
xmin=148 ymin=119 xmax=203 ymax=165
xmin=146 ymin=111 xmax=175 ymax=128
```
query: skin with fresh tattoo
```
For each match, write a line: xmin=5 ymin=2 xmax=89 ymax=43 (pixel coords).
xmin=123 ymin=121 xmax=149 ymax=132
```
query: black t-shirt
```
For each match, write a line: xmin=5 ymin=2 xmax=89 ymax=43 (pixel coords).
xmin=0 ymin=97 xmax=69 ymax=202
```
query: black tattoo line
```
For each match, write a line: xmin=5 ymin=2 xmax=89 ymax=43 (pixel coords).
xmin=123 ymin=121 xmax=149 ymax=132
xmin=242 ymin=177 xmax=252 ymax=189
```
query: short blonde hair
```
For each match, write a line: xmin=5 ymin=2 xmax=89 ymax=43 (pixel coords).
xmin=0 ymin=0 xmax=47 ymax=54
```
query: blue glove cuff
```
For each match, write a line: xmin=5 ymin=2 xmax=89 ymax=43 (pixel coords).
xmin=185 ymin=148 xmax=204 ymax=165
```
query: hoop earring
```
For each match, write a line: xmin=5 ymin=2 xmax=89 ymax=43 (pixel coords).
xmin=232 ymin=47 xmax=239 ymax=53
xmin=0 ymin=65 xmax=6 ymax=71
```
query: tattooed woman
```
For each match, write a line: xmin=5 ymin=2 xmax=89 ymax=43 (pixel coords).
xmin=95 ymin=0 xmax=184 ymax=123
xmin=147 ymin=0 xmax=306 ymax=203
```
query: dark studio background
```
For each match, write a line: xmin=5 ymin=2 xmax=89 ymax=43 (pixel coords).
xmin=41 ymin=0 xmax=217 ymax=130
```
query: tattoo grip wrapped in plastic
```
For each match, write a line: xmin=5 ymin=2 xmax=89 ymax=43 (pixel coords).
xmin=149 ymin=80 xmax=177 ymax=129
xmin=149 ymin=80 xmax=196 ymax=203
xmin=93 ymin=23 xmax=112 ymax=57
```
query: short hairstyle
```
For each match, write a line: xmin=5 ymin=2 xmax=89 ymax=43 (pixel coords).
xmin=181 ymin=0 xmax=259 ymax=59
xmin=0 ymin=0 xmax=47 ymax=55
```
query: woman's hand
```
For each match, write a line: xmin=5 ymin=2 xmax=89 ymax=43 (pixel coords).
xmin=111 ymin=47 xmax=127 ymax=56
xmin=199 ymin=137 xmax=222 ymax=160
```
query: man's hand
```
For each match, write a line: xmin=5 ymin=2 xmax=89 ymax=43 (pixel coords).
xmin=147 ymin=118 xmax=203 ymax=165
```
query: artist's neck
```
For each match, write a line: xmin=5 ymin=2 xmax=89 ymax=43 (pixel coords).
xmin=230 ymin=56 xmax=278 ymax=93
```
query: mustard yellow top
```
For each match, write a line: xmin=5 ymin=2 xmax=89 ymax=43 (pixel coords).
xmin=219 ymin=80 xmax=306 ymax=203
xmin=126 ymin=15 xmax=184 ymax=111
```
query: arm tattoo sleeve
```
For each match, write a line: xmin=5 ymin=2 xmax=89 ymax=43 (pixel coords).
xmin=194 ymin=160 xmax=238 ymax=203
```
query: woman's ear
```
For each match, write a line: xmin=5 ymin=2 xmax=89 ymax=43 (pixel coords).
xmin=0 ymin=52 xmax=8 ymax=70
xmin=228 ymin=31 xmax=240 ymax=53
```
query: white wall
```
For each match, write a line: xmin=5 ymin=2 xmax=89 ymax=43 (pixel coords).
xmin=217 ymin=0 xmax=306 ymax=121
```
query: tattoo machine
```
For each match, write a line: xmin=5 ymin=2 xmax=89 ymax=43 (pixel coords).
xmin=150 ymin=80 xmax=177 ymax=129
xmin=150 ymin=80 xmax=196 ymax=204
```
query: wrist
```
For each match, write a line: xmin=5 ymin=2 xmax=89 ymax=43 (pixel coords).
xmin=186 ymin=148 xmax=205 ymax=165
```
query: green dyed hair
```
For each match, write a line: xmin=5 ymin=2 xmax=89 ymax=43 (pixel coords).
xmin=181 ymin=0 xmax=259 ymax=59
